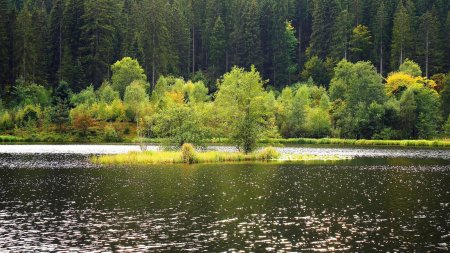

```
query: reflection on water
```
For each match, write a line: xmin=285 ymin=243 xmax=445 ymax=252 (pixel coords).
xmin=0 ymin=146 xmax=449 ymax=251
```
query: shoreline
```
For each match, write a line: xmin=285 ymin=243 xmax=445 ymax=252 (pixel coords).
xmin=1 ymin=135 xmax=449 ymax=148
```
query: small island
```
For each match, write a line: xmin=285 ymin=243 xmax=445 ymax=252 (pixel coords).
xmin=93 ymin=143 xmax=352 ymax=165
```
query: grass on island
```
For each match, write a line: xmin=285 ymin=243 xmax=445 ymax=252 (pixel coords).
xmin=92 ymin=143 xmax=352 ymax=165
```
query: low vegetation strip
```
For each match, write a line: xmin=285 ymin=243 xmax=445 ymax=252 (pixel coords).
xmin=0 ymin=135 xmax=24 ymax=142
xmin=92 ymin=144 xmax=352 ymax=165
xmin=262 ymin=138 xmax=450 ymax=147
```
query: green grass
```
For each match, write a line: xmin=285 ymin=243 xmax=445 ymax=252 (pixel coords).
xmin=0 ymin=135 xmax=24 ymax=142
xmin=260 ymin=138 xmax=450 ymax=147
xmin=92 ymin=146 xmax=353 ymax=165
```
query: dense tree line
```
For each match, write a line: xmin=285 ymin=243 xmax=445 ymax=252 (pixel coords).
xmin=1 ymin=56 xmax=450 ymax=150
xmin=0 ymin=0 xmax=449 ymax=96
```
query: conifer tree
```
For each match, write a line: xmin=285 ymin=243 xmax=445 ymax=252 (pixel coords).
xmin=417 ymin=10 xmax=444 ymax=78
xmin=209 ymin=16 xmax=226 ymax=77
xmin=0 ymin=0 xmax=9 ymax=93
xmin=48 ymin=0 xmax=64 ymax=87
xmin=309 ymin=0 xmax=337 ymax=59
xmin=391 ymin=0 xmax=414 ymax=70
xmin=372 ymin=0 xmax=389 ymax=75
xmin=80 ymin=0 xmax=117 ymax=87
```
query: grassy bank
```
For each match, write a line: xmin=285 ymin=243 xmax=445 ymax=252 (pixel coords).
xmin=261 ymin=138 xmax=450 ymax=147
xmin=0 ymin=135 xmax=23 ymax=142
xmin=1 ymin=134 xmax=449 ymax=148
xmin=92 ymin=144 xmax=352 ymax=165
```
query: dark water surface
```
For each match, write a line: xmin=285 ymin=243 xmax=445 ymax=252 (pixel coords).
xmin=0 ymin=145 xmax=450 ymax=252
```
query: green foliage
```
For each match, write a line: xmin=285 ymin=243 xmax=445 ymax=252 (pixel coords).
xmin=123 ymin=80 xmax=149 ymax=120
xmin=391 ymin=1 xmax=414 ymax=69
xmin=111 ymin=57 xmax=147 ymax=98
xmin=441 ymin=72 xmax=450 ymax=118
xmin=444 ymin=116 xmax=450 ymax=138
xmin=349 ymin=25 xmax=372 ymax=62
xmin=399 ymin=59 xmax=423 ymax=77
xmin=0 ymin=111 xmax=13 ymax=130
xmin=153 ymin=104 xmax=210 ymax=147
xmin=98 ymin=81 xmax=120 ymax=104
xmin=52 ymin=81 xmax=72 ymax=131
xmin=301 ymin=56 xmax=334 ymax=87
xmin=13 ymin=80 xmax=51 ymax=107
xmin=103 ymin=124 xmax=120 ymax=142
xmin=215 ymin=66 xmax=275 ymax=153
xmin=71 ymin=85 xmax=96 ymax=106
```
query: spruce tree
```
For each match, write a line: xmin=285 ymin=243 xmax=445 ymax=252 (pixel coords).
xmin=209 ymin=16 xmax=226 ymax=77
xmin=372 ymin=0 xmax=389 ymax=76
xmin=309 ymin=0 xmax=337 ymax=59
xmin=80 ymin=0 xmax=116 ymax=87
xmin=349 ymin=24 xmax=372 ymax=62
xmin=0 ymin=0 xmax=9 ymax=93
xmin=417 ymin=10 xmax=444 ymax=78
xmin=239 ymin=0 xmax=262 ymax=70
xmin=48 ymin=0 xmax=64 ymax=87
xmin=331 ymin=8 xmax=353 ymax=60
xmin=391 ymin=0 xmax=414 ymax=70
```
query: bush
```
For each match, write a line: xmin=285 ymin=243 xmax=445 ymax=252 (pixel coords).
xmin=103 ymin=124 xmax=121 ymax=142
xmin=257 ymin=147 xmax=281 ymax=160
xmin=16 ymin=105 xmax=41 ymax=127
xmin=71 ymin=109 xmax=94 ymax=137
xmin=181 ymin=143 xmax=196 ymax=164
xmin=0 ymin=111 xmax=14 ymax=130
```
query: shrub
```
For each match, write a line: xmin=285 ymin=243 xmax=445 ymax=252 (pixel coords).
xmin=16 ymin=105 xmax=41 ymax=127
xmin=71 ymin=109 xmax=94 ymax=136
xmin=181 ymin=143 xmax=196 ymax=164
xmin=257 ymin=147 xmax=281 ymax=160
xmin=103 ymin=124 xmax=121 ymax=142
xmin=0 ymin=111 xmax=14 ymax=130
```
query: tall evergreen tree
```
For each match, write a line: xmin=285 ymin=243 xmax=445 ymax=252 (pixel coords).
xmin=331 ymin=7 xmax=353 ymax=60
xmin=209 ymin=16 xmax=226 ymax=77
xmin=372 ymin=0 xmax=389 ymax=75
xmin=48 ymin=0 xmax=64 ymax=87
xmin=309 ymin=0 xmax=337 ymax=59
xmin=80 ymin=0 xmax=116 ymax=87
xmin=239 ymin=0 xmax=262 ymax=70
xmin=391 ymin=0 xmax=414 ymax=70
xmin=417 ymin=10 xmax=444 ymax=78
xmin=0 ymin=0 xmax=9 ymax=94
xmin=15 ymin=3 xmax=47 ymax=84
xmin=349 ymin=24 xmax=372 ymax=62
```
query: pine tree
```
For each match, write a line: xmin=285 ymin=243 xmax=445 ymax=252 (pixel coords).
xmin=309 ymin=0 xmax=337 ymax=59
xmin=48 ymin=0 xmax=64 ymax=87
xmin=391 ymin=0 xmax=414 ymax=70
xmin=167 ymin=0 xmax=191 ymax=77
xmin=0 ymin=0 xmax=9 ymax=93
xmin=349 ymin=24 xmax=372 ymax=62
xmin=209 ymin=16 xmax=226 ymax=77
xmin=417 ymin=10 xmax=444 ymax=78
xmin=80 ymin=0 xmax=117 ymax=87
xmin=331 ymin=8 xmax=353 ymax=60
xmin=135 ymin=0 xmax=170 ymax=87
xmin=239 ymin=0 xmax=262 ymax=70
xmin=15 ymin=3 xmax=47 ymax=84
xmin=372 ymin=0 xmax=389 ymax=75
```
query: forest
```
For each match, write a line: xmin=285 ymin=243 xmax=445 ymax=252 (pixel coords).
xmin=0 ymin=0 xmax=449 ymax=149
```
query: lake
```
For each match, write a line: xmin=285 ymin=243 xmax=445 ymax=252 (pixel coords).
xmin=0 ymin=145 xmax=449 ymax=251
